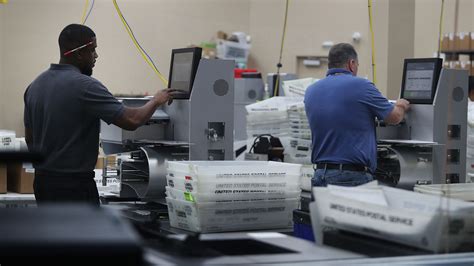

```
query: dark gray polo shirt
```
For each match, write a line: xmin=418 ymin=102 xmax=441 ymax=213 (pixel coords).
xmin=24 ymin=64 xmax=124 ymax=175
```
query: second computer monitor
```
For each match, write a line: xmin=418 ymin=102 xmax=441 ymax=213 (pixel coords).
xmin=400 ymin=58 xmax=442 ymax=104
xmin=168 ymin=47 xmax=202 ymax=99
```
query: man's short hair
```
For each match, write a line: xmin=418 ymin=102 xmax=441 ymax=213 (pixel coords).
xmin=58 ymin=24 xmax=96 ymax=56
xmin=328 ymin=43 xmax=358 ymax=69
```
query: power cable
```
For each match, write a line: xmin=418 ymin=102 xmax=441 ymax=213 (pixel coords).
xmin=113 ymin=0 xmax=168 ymax=86
xmin=80 ymin=0 xmax=89 ymax=24
xmin=437 ymin=0 xmax=445 ymax=58
xmin=368 ymin=0 xmax=377 ymax=85
xmin=273 ymin=0 xmax=290 ymax=97
xmin=83 ymin=0 xmax=95 ymax=25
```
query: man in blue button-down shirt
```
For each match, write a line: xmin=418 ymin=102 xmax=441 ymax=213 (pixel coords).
xmin=304 ymin=43 xmax=410 ymax=187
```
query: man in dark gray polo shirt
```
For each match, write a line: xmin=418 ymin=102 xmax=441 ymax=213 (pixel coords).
xmin=24 ymin=24 xmax=175 ymax=206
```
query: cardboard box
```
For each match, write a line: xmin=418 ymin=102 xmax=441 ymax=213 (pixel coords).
xmin=453 ymin=61 xmax=461 ymax=69
xmin=455 ymin=32 xmax=470 ymax=51
xmin=201 ymin=43 xmax=217 ymax=59
xmin=441 ymin=34 xmax=449 ymax=51
xmin=443 ymin=61 xmax=450 ymax=69
xmin=7 ymin=163 xmax=34 ymax=194
xmin=216 ymin=30 xmax=228 ymax=40
xmin=0 ymin=130 xmax=18 ymax=151
xmin=441 ymin=33 xmax=455 ymax=52
xmin=441 ymin=35 xmax=449 ymax=51
xmin=0 ymin=164 xmax=6 ymax=193
xmin=95 ymin=155 xmax=116 ymax=169
xmin=471 ymin=61 xmax=474 ymax=76
xmin=471 ymin=32 xmax=474 ymax=51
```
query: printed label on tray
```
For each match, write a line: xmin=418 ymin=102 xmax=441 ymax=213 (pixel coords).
xmin=184 ymin=192 xmax=195 ymax=202
xmin=184 ymin=206 xmax=193 ymax=216
xmin=185 ymin=183 xmax=194 ymax=191
xmin=215 ymin=206 xmax=286 ymax=215
xmin=176 ymin=210 xmax=187 ymax=218
xmin=216 ymin=172 xmax=289 ymax=178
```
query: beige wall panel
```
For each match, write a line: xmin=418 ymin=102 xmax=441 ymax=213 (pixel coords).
xmin=372 ymin=0 xmax=389 ymax=96
xmin=414 ymin=0 xmax=450 ymax=57
xmin=457 ymin=0 xmax=473 ymax=32
xmin=414 ymin=0 xmax=473 ymax=58
xmin=248 ymin=0 xmax=383 ymax=91
xmin=0 ymin=0 xmax=250 ymax=135
xmin=386 ymin=0 xmax=415 ymax=100
xmin=4 ymin=0 xmax=469 ymax=135
xmin=0 ymin=5 xmax=4 ymax=129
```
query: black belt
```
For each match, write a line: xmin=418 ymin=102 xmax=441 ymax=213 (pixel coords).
xmin=315 ymin=163 xmax=368 ymax=172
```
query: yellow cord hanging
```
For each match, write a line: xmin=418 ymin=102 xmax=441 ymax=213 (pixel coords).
xmin=80 ymin=0 xmax=89 ymax=24
xmin=113 ymin=0 xmax=168 ymax=86
xmin=437 ymin=0 xmax=445 ymax=57
xmin=368 ymin=0 xmax=377 ymax=85
xmin=273 ymin=0 xmax=290 ymax=97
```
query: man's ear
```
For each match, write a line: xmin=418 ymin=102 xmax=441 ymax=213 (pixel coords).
xmin=348 ymin=60 xmax=356 ymax=73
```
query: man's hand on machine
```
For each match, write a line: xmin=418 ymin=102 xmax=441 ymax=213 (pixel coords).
xmin=395 ymin=98 xmax=410 ymax=112
xmin=154 ymin=88 xmax=180 ymax=105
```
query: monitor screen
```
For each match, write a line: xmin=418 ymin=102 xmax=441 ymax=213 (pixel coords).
xmin=168 ymin=47 xmax=202 ymax=99
xmin=400 ymin=58 xmax=442 ymax=104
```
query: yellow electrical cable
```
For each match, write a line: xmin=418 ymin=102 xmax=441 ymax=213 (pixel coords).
xmin=278 ymin=0 xmax=290 ymax=68
xmin=112 ymin=0 xmax=168 ymax=86
xmin=368 ymin=0 xmax=377 ymax=85
xmin=113 ymin=0 xmax=167 ymax=85
xmin=437 ymin=0 xmax=445 ymax=57
xmin=274 ymin=0 xmax=290 ymax=97
xmin=80 ymin=0 xmax=89 ymax=24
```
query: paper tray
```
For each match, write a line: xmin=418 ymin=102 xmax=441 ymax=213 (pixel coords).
xmin=414 ymin=183 xmax=474 ymax=201
xmin=310 ymin=183 xmax=474 ymax=252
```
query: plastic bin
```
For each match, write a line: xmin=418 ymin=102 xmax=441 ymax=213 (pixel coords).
xmin=0 ymin=130 xmax=18 ymax=151
xmin=247 ymin=123 xmax=290 ymax=132
xmin=282 ymin=78 xmax=318 ymax=97
xmin=310 ymin=184 xmax=474 ymax=252
xmin=287 ymin=102 xmax=308 ymax=112
xmin=245 ymin=97 xmax=302 ymax=114
xmin=166 ymin=186 xmax=300 ymax=203
xmin=288 ymin=113 xmax=309 ymax=120
xmin=289 ymin=119 xmax=309 ymax=125
xmin=300 ymin=165 xmax=313 ymax=192
xmin=167 ymin=197 xmax=299 ymax=232
xmin=414 ymin=183 xmax=474 ymax=201
xmin=289 ymin=138 xmax=312 ymax=149
xmin=166 ymin=161 xmax=301 ymax=194
xmin=167 ymin=160 xmax=301 ymax=179
xmin=247 ymin=113 xmax=288 ymax=124
xmin=167 ymin=172 xmax=300 ymax=195
xmin=284 ymin=153 xmax=311 ymax=165
xmin=290 ymin=130 xmax=311 ymax=140
xmin=290 ymin=124 xmax=310 ymax=130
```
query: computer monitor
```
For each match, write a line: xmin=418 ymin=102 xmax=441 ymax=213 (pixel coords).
xmin=167 ymin=47 xmax=202 ymax=99
xmin=400 ymin=58 xmax=443 ymax=104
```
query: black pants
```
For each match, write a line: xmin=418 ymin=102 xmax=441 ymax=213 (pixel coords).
xmin=33 ymin=172 xmax=99 ymax=207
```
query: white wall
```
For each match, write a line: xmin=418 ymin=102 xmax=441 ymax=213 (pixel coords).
xmin=249 ymin=0 xmax=377 ymax=88
xmin=1 ymin=0 xmax=473 ymax=135
xmin=0 ymin=4 xmax=4 ymax=129
xmin=415 ymin=0 xmax=474 ymax=58
xmin=0 ymin=0 xmax=250 ymax=135
xmin=386 ymin=0 xmax=415 ymax=99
